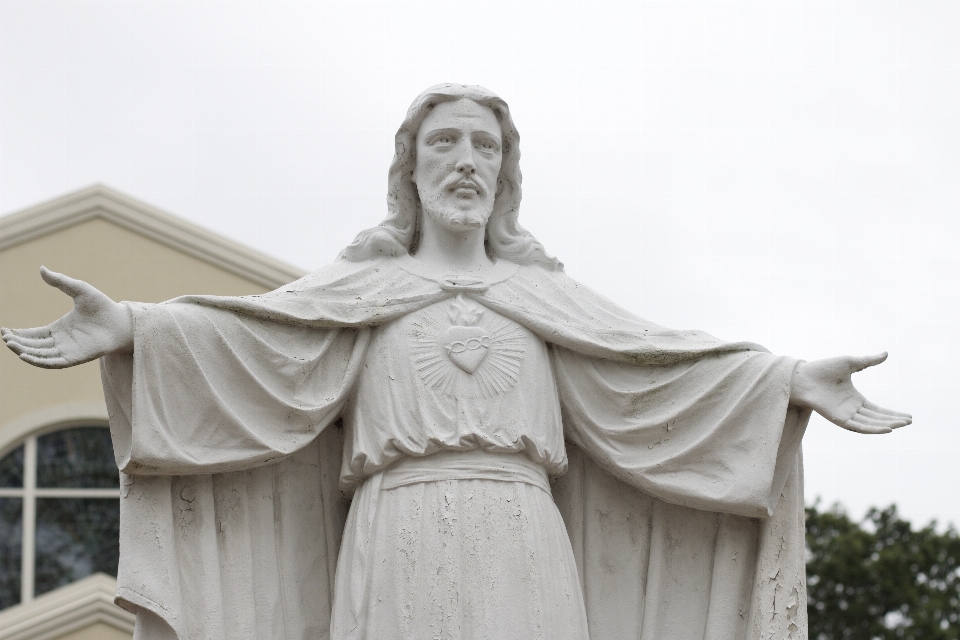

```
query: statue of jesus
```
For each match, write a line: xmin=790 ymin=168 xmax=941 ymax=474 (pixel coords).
xmin=2 ymin=84 xmax=910 ymax=640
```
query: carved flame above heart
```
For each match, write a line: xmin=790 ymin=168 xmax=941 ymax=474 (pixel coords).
xmin=443 ymin=295 xmax=491 ymax=374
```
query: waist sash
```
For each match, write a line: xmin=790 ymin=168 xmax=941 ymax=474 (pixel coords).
xmin=380 ymin=449 xmax=551 ymax=493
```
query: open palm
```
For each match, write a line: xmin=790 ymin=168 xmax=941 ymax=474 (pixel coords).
xmin=1 ymin=267 xmax=133 ymax=369
xmin=792 ymin=354 xmax=912 ymax=434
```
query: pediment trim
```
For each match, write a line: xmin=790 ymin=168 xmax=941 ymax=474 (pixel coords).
xmin=0 ymin=185 xmax=306 ymax=289
xmin=0 ymin=573 xmax=135 ymax=640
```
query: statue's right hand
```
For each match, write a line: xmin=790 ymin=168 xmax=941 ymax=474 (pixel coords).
xmin=1 ymin=267 xmax=134 ymax=369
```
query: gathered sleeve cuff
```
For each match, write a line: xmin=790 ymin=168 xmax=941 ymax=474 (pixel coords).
xmin=553 ymin=347 xmax=810 ymax=519
xmin=100 ymin=301 xmax=370 ymax=476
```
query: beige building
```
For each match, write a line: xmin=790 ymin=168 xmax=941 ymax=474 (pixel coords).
xmin=0 ymin=186 xmax=304 ymax=640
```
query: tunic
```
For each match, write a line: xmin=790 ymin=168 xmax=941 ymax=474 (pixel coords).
xmin=340 ymin=293 xmax=566 ymax=495
xmin=332 ymin=296 xmax=588 ymax=639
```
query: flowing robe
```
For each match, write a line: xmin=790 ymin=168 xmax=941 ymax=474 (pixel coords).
xmin=100 ymin=255 xmax=810 ymax=640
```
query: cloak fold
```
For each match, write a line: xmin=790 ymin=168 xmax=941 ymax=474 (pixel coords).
xmin=101 ymin=256 xmax=809 ymax=639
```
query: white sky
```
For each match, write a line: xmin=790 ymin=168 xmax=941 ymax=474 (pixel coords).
xmin=1 ymin=1 xmax=958 ymax=529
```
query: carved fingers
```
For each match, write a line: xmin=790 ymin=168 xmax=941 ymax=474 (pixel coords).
xmin=863 ymin=400 xmax=912 ymax=422
xmin=840 ymin=400 xmax=912 ymax=435
xmin=14 ymin=352 xmax=70 ymax=369
xmin=1 ymin=326 xmax=52 ymax=341
xmin=1 ymin=327 xmax=70 ymax=368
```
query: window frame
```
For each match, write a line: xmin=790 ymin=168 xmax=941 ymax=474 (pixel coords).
xmin=0 ymin=421 xmax=119 ymax=607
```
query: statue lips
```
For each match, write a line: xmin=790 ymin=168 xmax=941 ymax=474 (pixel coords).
xmin=448 ymin=179 xmax=482 ymax=197
xmin=443 ymin=325 xmax=490 ymax=374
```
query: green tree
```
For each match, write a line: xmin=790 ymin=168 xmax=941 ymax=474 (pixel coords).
xmin=806 ymin=503 xmax=960 ymax=639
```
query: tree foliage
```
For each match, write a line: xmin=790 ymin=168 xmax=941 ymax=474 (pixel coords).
xmin=806 ymin=503 xmax=960 ymax=639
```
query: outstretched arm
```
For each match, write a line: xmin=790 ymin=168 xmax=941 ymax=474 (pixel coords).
xmin=790 ymin=353 xmax=912 ymax=434
xmin=1 ymin=267 xmax=133 ymax=368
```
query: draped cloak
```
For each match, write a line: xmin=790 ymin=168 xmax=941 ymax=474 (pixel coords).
xmin=99 ymin=255 xmax=811 ymax=640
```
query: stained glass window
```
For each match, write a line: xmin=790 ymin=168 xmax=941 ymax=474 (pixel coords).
xmin=0 ymin=498 xmax=22 ymax=609
xmin=37 ymin=428 xmax=118 ymax=489
xmin=0 ymin=444 xmax=23 ymax=488
xmin=0 ymin=426 xmax=119 ymax=610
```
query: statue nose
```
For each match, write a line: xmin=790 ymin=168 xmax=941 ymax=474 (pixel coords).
xmin=456 ymin=146 xmax=477 ymax=174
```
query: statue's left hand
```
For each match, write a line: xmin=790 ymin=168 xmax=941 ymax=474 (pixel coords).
xmin=790 ymin=353 xmax=912 ymax=434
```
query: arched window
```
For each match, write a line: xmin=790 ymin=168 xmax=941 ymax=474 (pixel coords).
xmin=0 ymin=426 xmax=120 ymax=610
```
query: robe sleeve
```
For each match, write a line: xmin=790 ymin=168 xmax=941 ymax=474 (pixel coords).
xmin=553 ymin=347 xmax=810 ymax=519
xmin=101 ymin=300 xmax=370 ymax=476
xmin=98 ymin=301 xmax=366 ymax=640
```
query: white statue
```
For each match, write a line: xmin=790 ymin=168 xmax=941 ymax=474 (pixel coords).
xmin=2 ymin=84 xmax=910 ymax=640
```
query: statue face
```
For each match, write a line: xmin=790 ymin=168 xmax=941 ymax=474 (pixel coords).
xmin=412 ymin=99 xmax=503 ymax=232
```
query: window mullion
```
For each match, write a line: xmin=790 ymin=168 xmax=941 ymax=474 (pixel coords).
xmin=33 ymin=488 xmax=121 ymax=498
xmin=20 ymin=436 xmax=37 ymax=605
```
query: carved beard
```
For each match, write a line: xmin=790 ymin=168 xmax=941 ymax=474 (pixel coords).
xmin=420 ymin=198 xmax=494 ymax=231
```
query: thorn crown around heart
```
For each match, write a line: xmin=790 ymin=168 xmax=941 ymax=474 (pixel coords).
xmin=443 ymin=295 xmax=492 ymax=374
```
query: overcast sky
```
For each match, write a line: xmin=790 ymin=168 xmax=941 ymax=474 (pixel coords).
xmin=1 ymin=1 xmax=958 ymax=529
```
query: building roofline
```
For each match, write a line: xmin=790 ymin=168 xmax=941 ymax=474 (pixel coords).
xmin=0 ymin=185 xmax=307 ymax=289
xmin=0 ymin=573 xmax=135 ymax=640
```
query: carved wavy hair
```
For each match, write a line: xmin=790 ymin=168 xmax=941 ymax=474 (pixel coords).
xmin=338 ymin=83 xmax=562 ymax=271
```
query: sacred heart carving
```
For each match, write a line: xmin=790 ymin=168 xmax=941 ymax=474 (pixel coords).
xmin=410 ymin=296 xmax=526 ymax=397
xmin=443 ymin=325 xmax=490 ymax=374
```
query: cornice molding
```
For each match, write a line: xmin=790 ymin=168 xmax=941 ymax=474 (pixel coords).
xmin=0 ymin=573 xmax=134 ymax=640
xmin=0 ymin=185 xmax=307 ymax=289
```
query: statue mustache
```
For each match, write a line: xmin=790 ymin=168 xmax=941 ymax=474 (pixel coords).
xmin=444 ymin=177 xmax=485 ymax=196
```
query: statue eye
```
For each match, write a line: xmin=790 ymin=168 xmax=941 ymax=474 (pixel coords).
xmin=476 ymin=139 xmax=500 ymax=153
xmin=433 ymin=134 xmax=455 ymax=146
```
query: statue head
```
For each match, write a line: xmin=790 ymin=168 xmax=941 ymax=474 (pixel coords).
xmin=339 ymin=83 xmax=561 ymax=270
xmin=412 ymin=97 xmax=504 ymax=238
